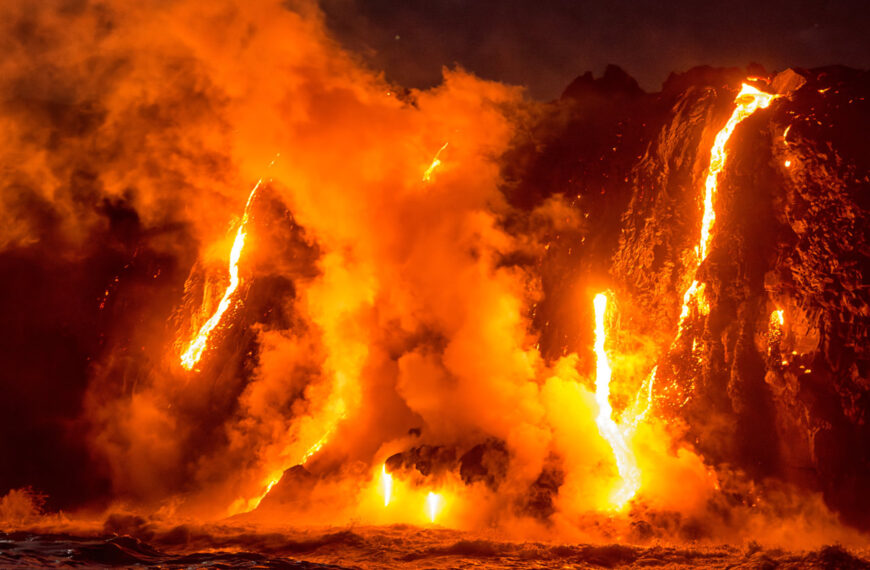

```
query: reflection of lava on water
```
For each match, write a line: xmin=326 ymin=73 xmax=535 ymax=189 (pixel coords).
xmin=2 ymin=527 xmax=868 ymax=568
xmin=1 ymin=0 xmax=869 ymax=567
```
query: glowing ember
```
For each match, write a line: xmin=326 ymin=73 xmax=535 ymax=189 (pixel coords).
xmin=426 ymin=491 xmax=441 ymax=523
xmin=381 ymin=464 xmax=393 ymax=507
xmin=593 ymin=293 xmax=641 ymax=509
xmin=422 ymin=142 xmax=448 ymax=182
xmin=180 ymin=180 xmax=262 ymax=370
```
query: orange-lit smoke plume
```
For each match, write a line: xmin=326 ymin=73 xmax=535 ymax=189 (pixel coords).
xmin=0 ymin=0 xmax=862 ymax=550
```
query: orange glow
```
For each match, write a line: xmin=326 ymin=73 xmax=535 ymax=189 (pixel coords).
xmin=697 ymin=84 xmax=776 ymax=261
xmin=676 ymin=84 xmax=777 ymax=335
xmin=784 ymin=160 xmax=792 ymax=167
xmin=381 ymin=464 xmax=393 ymax=507
xmin=422 ymin=142 xmax=449 ymax=182
xmin=180 ymin=180 xmax=262 ymax=370
xmin=236 ymin=428 xmax=337 ymax=516
xmin=768 ymin=308 xmax=785 ymax=356
xmin=300 ymin=428 xmax=334 ymax=465
xmin=426 ymin=491 xmax=441 ymax=523
xmin=773 ymin=309 xmax=785 ymax=327
xmin=593 ymin=293 xmax=641 ymax=509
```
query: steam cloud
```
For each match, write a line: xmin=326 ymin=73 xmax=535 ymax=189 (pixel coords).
xmin=0 ymin=0 xmax=865 ymax=551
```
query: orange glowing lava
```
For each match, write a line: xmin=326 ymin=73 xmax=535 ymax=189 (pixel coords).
xmin=180 ymin=180 xmax=262 ymax=370
xmin=422 ymin=142 xmax=448 ymax=182
xmin=772 ymin=309 xmax=785 ymax=327
xmin=593 ymin=292 xmax=641 ymax=509
xmin=426 ymin=491 xmax=441 ymax=523
xmin=676 ymin=84 xmax=777 ymax=334
xmin=381 ymin=464 xmax=393 ymax=507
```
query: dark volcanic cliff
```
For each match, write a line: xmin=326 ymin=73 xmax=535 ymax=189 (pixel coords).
xmin=508 ymin=65 xmax=870 ymax=529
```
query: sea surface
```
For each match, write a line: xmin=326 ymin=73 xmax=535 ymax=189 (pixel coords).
xmin=2 ymin=526 xmax=869 ymax=568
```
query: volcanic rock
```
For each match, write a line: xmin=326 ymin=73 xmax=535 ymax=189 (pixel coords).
xmin=508 ymin=64 xmax=870 ymax=529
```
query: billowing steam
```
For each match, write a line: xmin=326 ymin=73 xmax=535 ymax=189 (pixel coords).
xmin=1 ymin=0 xmax=867 ymax=555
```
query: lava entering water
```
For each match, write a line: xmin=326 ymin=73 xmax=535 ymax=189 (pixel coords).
xmin=3 ymin=0 xmax=866 ymax=552
xmin=422 ymin=142 xmax=449 ymax=182
xmin=593 ymin=292 xmax=641 ymax=509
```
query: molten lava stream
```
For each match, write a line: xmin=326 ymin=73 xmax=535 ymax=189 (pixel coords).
xmin=180 ymin=179 xmax=262 ymax=370
xmin=381 ymin=464 xmax=393 ymax=507
xmin=426 ymin=491 xmax=442 ymax=523
xmin=676 ymin=84 xmax=777 ymax=333
xmin=422 ymin=142 xmax=448 ymax=182
xmin=593 ymin=293 xmax=641 ymax=509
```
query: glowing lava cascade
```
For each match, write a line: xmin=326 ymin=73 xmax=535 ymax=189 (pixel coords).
xmin=593 ymin=293 xmax=641 ymax=509
xmin=676 ymin=84 xmax=778 ymax=332
xmin=180 ymin=180 xmax=262 ymax=370
xmin=422 ymin=142 xmax=449 ymax=182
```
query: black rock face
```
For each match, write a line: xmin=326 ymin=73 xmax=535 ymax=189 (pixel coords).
xmin=509 ymin=65 xmax=870 ymax=529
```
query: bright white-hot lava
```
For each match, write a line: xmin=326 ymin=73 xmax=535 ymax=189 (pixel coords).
xmin=676 ymin=84 xmax=777 ymax=333
xmin=422 ymin=142 xmax=448 ymax=182
xmin=593 ymin=293 xmax=641 ymax=509
xmin=381 ymin=464 xmax=393 ymax=507
xmin=426 ymin=491 xmax=441 ymax=523
xmin=180 ymin=180 xmax=262 ymax=370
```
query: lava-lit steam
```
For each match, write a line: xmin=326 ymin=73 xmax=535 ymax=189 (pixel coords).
xmin=1 ymin=0 xmax=868 ymax=559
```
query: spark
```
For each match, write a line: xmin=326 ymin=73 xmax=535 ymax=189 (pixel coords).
xmin=181 ymin=179 xmax=262 ymax=370
xmin=593 ymin=293 xmax=641 ymax=509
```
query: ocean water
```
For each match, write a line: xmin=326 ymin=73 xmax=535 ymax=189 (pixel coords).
xmin=2 ymin=526 xmax=868 ymax=569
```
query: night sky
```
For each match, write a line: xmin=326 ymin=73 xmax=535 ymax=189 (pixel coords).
xmin=320 ymin=0 xmax=870 ymax=99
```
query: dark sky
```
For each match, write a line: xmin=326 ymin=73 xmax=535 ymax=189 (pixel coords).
xmin=319 ymin=0 xmax=870 ymax=99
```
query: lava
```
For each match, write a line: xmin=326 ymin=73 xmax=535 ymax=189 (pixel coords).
xmin=180 ymin=179 xmax=262 ymax=370
xmin=426 ymin=491 xmax=441 ymax=523
xmin=2 ymin=0 xmax=867 ymax=553
xmin=592 ymin=292 xmax=641 ymax=509
xmin=422 ymin=142 xmax=449 ymax=182
xmin=676 ymin=84 xmax=778 ymax=335
xmin=381 ymin=464 xmax=393 ymax=507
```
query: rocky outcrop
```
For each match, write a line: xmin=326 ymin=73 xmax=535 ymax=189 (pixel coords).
xmin=509 ymin=65 xmax=870 ymax=528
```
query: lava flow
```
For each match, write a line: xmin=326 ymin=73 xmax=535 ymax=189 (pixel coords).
xmin=676 ymin=84 xmax=777 ymax=331
xmin=2 ymin=0 xmax=869 ymax=565
xmin=592 ymin=293 xmax=641 ymax=509
xmin=180 ymin=179 xmax=262 ymax=370
xmin=422 ymin=142 xmax=449 ymax=182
